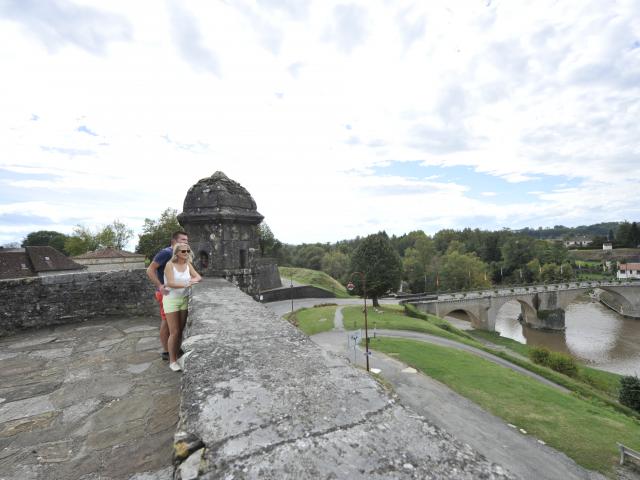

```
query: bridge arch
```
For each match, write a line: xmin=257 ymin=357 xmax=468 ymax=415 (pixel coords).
xmin=436 ymin=304 xmax=484 ymax=329
xmin=597 ymin=286 xmax=638 ymax=317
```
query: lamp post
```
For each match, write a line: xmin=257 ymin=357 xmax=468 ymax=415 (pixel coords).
xmin=346 ymin=271 xmax=370 ymax=372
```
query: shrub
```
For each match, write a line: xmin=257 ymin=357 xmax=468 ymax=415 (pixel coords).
xmin=529 ymin=346 xmax=578 ymax=377
xmin=529 ymin=346 xmax=551 ymax=365
xmin=619 ymin=376 xmax=640 ymax=413
xmin=547 ymin=352 xmax=578 ymax=377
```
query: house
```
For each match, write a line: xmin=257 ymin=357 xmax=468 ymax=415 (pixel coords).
xmin=617 ymin=263 xmax=640 ymax=280
xmin=72 ymin=247 xmax=146 ymax=272
xmin=563 ymin=236 xmax=593 ymax=248
xmin=602 ymin=242 xmax=613 ymax=251
xmin=0 ymin=246 xmax=86 ymax=280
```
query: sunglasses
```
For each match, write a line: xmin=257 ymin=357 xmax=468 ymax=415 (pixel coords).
xmin=180 ymin=249 xmax=191 ymax=253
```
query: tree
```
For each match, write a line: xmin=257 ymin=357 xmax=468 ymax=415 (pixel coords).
xmin=438 ymin=251 xmax=490 ymax=291
xmin=64 ymin=226 xmax=100 ymax=256
xmin=258 ymin=223 xmax=282 ymax=258
xmin=97 ymin=220 xmax=133 ymax=250
xmin=321 ymin=251 xmax=350 ymax=283
xmin=501 ymin=236 xmax=537 ymax=276
xmin=402 ymin=236 xmax=437 ymax=293
xmin=294 ymin=245 xmax=326 ymax=270
xmin=136 ymin=208 xmax=182 ymax=260
xmin=349 ymin=232 xmax=402 ymax=307
xmin=22 ymin=230 xmax=69 ymax=253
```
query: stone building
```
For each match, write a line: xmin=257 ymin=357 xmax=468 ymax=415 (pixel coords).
xmin=177 ymin=172 xmax=281 ymax=295
xmin=73 ymin=247 xmax=146 ymax=272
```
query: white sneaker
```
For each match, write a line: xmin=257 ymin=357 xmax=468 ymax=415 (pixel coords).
xmin=169 ymin=361 xmax=182 ymax=372
xmin=177 ymin=350 xmax=192 ymax=370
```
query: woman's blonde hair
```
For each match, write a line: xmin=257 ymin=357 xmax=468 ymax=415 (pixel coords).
xmin=170 ymin=242 xmax=193 ymax=263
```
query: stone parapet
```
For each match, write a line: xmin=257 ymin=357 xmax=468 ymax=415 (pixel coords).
xmin=175 ymin=278 xmax=513 ymax=479
xmin=0 ymin=269 xmax=156 ymax=336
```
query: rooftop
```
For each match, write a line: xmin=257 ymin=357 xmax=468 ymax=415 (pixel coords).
xmin=0 ymin=246 xmax=85 ymax=280
xmin=73 ymin=247 xmax=144 ymax=260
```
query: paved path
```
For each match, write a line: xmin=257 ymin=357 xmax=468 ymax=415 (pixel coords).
xmin=265 ymin=296 xmax=396 ymax=318
xmin=0 ymin=316 xmax=178 ymax=480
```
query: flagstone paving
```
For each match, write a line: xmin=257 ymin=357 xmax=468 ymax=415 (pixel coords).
xmin=0 ymin=316 xmax=179 ymax=480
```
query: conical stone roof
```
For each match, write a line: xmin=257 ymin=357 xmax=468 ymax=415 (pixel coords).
xmin=178 ymin=171 xmax=264 ymax=225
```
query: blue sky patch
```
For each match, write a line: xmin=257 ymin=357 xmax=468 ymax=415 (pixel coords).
xmin=77 ymin=125 xmax=98 ymax=136
xmin=370 ymin=161 xmax=582 ymax=203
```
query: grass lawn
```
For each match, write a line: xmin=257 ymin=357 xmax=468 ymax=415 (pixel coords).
xmin=286 ymin=305 xmax=337 ymax=335
xmin=370 ymin=337 xmax=640 ymax=477
xmin=279 ymin=267 xmax=350 ymax=298
xmin=342 ymin=305 xmax=476 ymax=344
xmin=468 ymin=330 xmax=623 ymax=399
xmin=468 ymin=330 xmax=530 ymax=356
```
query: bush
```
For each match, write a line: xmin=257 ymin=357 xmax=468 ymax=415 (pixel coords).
xmin=529 ymin=346 xmax=551 ymax=365
xmin=529 ymin=347 xmax=578 ymax=377
xmin=547 ymin=352 xmax=578 ymax=378
xmin=619 ymin=376 xmax=640 ymax=412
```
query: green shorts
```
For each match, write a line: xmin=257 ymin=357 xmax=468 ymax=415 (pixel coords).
xmin=163 ymin=295 xmax=189 ymax=314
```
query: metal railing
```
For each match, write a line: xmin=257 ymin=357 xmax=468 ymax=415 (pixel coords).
xmin=618 ymin=443 xmax=640 ymax=466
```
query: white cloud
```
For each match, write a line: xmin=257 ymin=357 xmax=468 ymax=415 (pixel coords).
xmin=0 ymin=0 xmax=638 ymax=248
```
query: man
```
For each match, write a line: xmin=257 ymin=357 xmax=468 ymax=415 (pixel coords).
xmin=146 ymin=230 xmax=189 ymax=360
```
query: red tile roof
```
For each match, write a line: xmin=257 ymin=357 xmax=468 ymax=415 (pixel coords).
xmin=619 ymin=263 xmax=640 ymax=270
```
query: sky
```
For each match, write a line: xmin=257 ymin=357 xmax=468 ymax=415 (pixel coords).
xmin=0 ymin=0 xmax=639 ymax=249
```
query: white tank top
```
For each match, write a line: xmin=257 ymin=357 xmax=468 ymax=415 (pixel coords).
xmin=167 ymin=264 xmax=191 ymax=297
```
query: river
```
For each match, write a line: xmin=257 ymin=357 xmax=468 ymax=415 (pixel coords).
xmin=447 ymin=295 xmax=640 ymax=376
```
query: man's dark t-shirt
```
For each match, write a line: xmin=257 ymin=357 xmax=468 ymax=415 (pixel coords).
xmin=153 ymin=247 xmax=173 ymax=285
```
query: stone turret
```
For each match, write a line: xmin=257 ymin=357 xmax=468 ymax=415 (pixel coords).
xmin=177 ymin=172 xmax=280 ymax=295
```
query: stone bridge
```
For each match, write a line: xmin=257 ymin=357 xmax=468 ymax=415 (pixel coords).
xmin=407 ymin=281 xmax=640 ymax=331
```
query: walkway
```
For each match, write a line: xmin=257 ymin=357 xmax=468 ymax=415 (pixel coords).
xmin=287 ymin=304 xmax=605 ymax=480
xmin=0 ymin=316 xmax=178 ymax=480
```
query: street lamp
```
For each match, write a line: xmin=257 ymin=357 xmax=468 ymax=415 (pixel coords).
xmin=346 ymin=271 xmax=370 ymax=372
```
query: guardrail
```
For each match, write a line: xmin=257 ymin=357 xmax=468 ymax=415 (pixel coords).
xmin=618 ymin=442 xmax=640 ymax=466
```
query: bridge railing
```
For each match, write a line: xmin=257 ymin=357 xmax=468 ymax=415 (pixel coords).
xmin=402 ymin=280 xmax=639 ymax=305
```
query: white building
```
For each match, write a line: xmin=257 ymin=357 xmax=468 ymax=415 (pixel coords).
xmin=603 ymin=242 xmax=613 ymax=251
xmin=563 ymin=236 xmax=593 ymax=248
xmin=617 ymin=263 xmax=640 ymax=280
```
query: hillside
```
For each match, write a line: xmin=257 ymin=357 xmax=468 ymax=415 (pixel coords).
xmin=568 ymin=248 xmax=640 ymax=262
xmin=278 ymin=266 xmax=350 ymax=298
xmin=517 ymin=222 xmax=621 ymax=240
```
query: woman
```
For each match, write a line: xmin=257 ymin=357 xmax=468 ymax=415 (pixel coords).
xmin=163 ymin=242 xmax=201 ymax=371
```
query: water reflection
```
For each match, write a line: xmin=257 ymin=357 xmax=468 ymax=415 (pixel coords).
xmin=492 ymin=296 xmax=640 ymax=375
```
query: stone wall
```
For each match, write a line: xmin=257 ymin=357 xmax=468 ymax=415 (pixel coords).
xmin=174 ymin=278 xmax=512 ymax=479
xmin=260 ymin=284 xmax=336 ymax=302
xmin=0 ymin=270 xmax=156 ymax=337
xmin=255 ymin=257 xmax=282 ymax=291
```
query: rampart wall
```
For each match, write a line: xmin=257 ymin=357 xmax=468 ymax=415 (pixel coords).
xmin=0 ymin=270 xmax=156 ymax=337
xmin=260 ymin=284 xmax=336 ymax=302
xmin=173 ymin=278 xmax=511 ymax=479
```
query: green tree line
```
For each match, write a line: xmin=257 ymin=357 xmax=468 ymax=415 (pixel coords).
xmin=19 ymin=212 xmax=637 ymax=293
